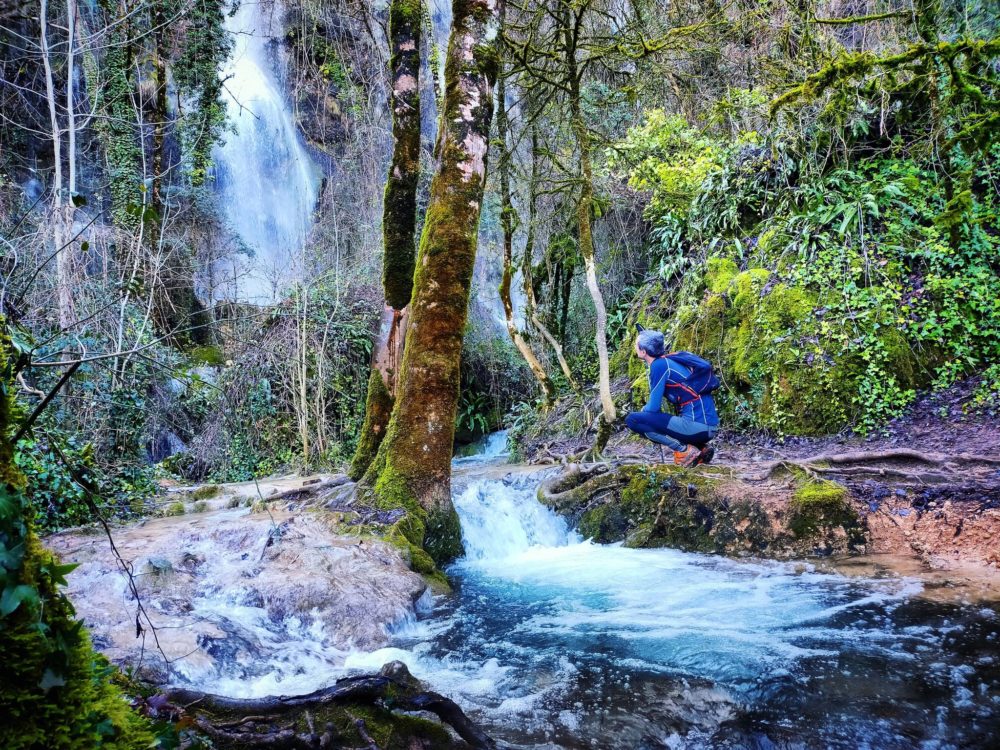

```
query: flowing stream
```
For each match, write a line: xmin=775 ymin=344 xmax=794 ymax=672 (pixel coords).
xmin=87 ymin=438 xmax=999 ymax=748
xmin=340 ymin=446 xmax=1000 ymax=749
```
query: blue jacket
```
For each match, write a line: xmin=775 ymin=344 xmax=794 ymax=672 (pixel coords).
xmin=643 ymin=356 xmax=719 ymax=427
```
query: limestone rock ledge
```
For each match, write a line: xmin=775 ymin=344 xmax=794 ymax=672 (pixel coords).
xmin=45 ymin=505 xmax=428 ymax=686
xmin=538 ymin=462 xmax=1000 ymax=571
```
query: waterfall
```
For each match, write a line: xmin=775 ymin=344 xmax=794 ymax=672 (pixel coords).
xmin=451 ymin=472 xmax=576 ymax=561
xmin=211 ymin=0 xmax=318 ymax=303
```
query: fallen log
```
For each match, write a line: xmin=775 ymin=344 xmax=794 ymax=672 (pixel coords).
xmin=162 ymin=661 xmax=496 ymax=749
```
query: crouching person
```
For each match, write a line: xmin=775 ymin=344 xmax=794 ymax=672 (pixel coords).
xmin=625 ymin=328 xmax=720 ymax=467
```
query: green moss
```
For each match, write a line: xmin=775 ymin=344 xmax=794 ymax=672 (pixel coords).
xmin=578 ymin=501 xmax=629 ymax=542
xmin=383 ymin=524 xmax=451 ymax=591
xmin=730 ymin=268 xmax=772 ymax=311
xmin=350 ymin=370 xmax=394 ymax=481
xmin=191 ymin=484 xmax=220 ymax=500
xmin=189 ymin=345 xmax=225 ymax=366
xmin=608 ymin=467 xmax=775 ymax=554
xmin=333 ymin=703 xmax=454 ymax=749
xmin=191 ymin=500 xmax=209 ymax=513
xmin=705 ymin=256 xmax=739 ymax=293
xmin=788 ymin=480 xmax=862 ymax=546
xmin=423 ymin=505 xmax=464 ymax=566
xmin=163 ymin=501 xmax=185 ymax=517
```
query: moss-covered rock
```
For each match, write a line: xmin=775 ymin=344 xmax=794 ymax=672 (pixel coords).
xmin=788 ymin=480 xmax=865 ymax=550
xmin=190 ymin=483 xmax=220 ymax=500
xmin=163 ymin=501 xmax=185 ymax=517
xmin=548 ymin=464 xmax=866 ymax=559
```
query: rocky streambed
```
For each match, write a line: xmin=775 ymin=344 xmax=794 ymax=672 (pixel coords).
xmin=46 ymin=476 xmax=429 ymax=693
xmin=43 ymin=453 xmax=1000 ymax=749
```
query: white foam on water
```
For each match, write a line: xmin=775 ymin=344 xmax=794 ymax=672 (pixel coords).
xmin=119 ymin=469 xmax=997 ymax=747
xmin=342 ymin=475 xmax=937 ymax=742
xmin=451 ymin=475 xmax=576 ymax=561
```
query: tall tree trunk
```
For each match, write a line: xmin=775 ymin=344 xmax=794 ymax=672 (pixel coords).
xmin=524 ymin=126 xmax=578 ymax=392
xmin=562 ymin=3 xmax=616 ymax=450
xmin=40 ymin=0 xmax=73 ymax=332
xmin=349 ymin=0 xmax=423 ymax=480
xmin=360 ymin=0 xmax=501 ymax=565
xmin=496 ymin=60 xmax=555 ymax=406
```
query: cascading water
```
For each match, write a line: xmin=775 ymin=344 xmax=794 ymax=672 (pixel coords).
xmin=70 ymin=432 xmax=996 ymax=747
xmin=211 ymin=0 xmax=318 ymax=303
xmin=453 ymin=429 xmax=510 ymax=464
xmin=344 ymin=452 xmax=1000 ymax=748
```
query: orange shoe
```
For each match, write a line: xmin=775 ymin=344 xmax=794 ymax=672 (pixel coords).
xmin=673 ymin=446 xmax=700 ymax=467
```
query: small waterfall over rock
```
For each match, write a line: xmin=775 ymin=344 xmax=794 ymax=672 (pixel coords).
xmin=452 ymin=471 xmax=575 ymax=561
xmin=211 ymin=0 xmax=318 ymax=303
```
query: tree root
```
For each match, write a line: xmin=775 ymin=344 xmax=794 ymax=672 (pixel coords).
xmin=536 ymin=463 xmax=629 ymax=511
xmin=163 ymin=661 xmax=496 ymax=749
xmin=742 ymin=449 xmax=1000 ymax=483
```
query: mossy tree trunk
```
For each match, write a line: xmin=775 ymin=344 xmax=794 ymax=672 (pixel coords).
xmin=496 ymin=59 xmax=556 ymax=407
xmin=360 ymin=0 xmax=502 ymax=565
xmin=350 ymin=0 xmax=423 ymax=480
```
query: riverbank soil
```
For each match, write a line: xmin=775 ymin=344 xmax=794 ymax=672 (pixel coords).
xmin=527 ymin=377 xmax=1000 ymax=572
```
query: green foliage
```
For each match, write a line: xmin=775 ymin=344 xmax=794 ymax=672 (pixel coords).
xmin=15 ymin=436 xmax=94 ymax=533
xmin=1 ymin=323 xmax=153 ymax=749
xmin=612 ymin=39 xmax=1000 ymax=435
xmin=97 ymin=24 xmax=143 ymax=230
xmin=610 ymin=110 xmax=723 ymax=220
xmin=174 ymin=0 xmax=233 ymax=186
xmin=455 ymin=390 xmax=490 ymax=437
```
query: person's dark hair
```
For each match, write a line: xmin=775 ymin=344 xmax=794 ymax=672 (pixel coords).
xmin=636 ymin=329 xmax=665 ymax=357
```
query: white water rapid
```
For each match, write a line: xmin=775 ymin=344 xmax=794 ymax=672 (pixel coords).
xmin=341 ymin=444 xmax=1000 ymax=748
xmin=211 ymin=0 xmax=318 ymax=303
xmin=57 ymin=435 xmax=998 ymax=747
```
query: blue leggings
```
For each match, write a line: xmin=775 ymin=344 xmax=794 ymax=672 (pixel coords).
xmin=624 ymin=411 xmax=717 ymax=451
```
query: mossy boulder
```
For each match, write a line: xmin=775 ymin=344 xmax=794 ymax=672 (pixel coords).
xmin=545 ymin=465 xmax=867 ymax=559
xmin=587 ymin=466 xmax=778 ymax=555
xmin=667 ymin=263 xmax=922 ymax=435
xmin=190 ymin=484 xmax=220 ymax=500
xmin=789 ymin=480 xmax=865 ymax=551
xmin=163 ymin=501 xmax=185 ymax=517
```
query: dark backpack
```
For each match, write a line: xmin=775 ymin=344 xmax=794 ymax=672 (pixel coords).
xmin=663 ymin=351 xmax=720 ymax=404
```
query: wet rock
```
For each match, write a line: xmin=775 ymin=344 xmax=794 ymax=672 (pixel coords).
xmin=146 ymin=557 xmax=174 ymax=575
xmin=147 ymin=430 xmax=187 ymax=462
xmin=45 ymin=505 xmax=427 ymax=689
xmin=543 ymin=465 xmax=866 ymax=558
